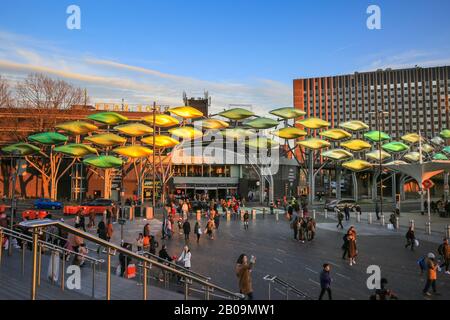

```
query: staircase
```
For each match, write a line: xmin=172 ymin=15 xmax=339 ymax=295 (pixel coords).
xmin=0 ymin=221 xmax=243 ymax=300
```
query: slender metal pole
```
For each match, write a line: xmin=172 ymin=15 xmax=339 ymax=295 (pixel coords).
xmin=184 ymin=279 xmax=189 ymax=300
xmin=31 ymin=228 xmax=39 ymax=300
xmin=51 ymin=250 xmax=55 ymax=284
xmin=152 ymin=102 xmax=156 ymax=209
xmin=377 ymin=111 xmax=383 ymax=218
xmin=37 ymin=243 xmax=42 ymax=286
xmin=106 ymin=248 xmax=111 ymax=300
xmin=0 ymin=229 xmax=3 ymax=266
xmin=92 ymin=262 xmax=96 ymax=298
xmin=9 ymin=153 xmax=18 ymax=256
xmin=61 ymin=253 xmax=65 ymax=291
xmin=143 ymin=261 xmax=148 ymax=300
xmin=22 ymin=242 xmax=25 ymax=275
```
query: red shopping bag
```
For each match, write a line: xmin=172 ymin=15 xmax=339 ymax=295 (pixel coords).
xmin=125 ymin=264 xmax=136 ymax=279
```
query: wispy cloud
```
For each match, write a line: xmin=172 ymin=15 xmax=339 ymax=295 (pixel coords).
xmin=360 ymin=49 xmax=450 ymax=71
xmin=0 ymin=30 xmax=291 ymax=115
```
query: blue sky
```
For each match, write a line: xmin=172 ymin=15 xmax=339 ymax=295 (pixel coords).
xmin=0 ymin=0 xmax=450 ymax=113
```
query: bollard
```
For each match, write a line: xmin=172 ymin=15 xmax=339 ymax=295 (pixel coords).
xmin=395 ymin=217 xmax=399 ymax=230
xmin=324 ymin=209 xmax=328 ymax=219
xmin=196 ymin=210 xmax=201 ymax=221
xmin=313 ymin=209 xmax=316 ymax=220
xmin=381 ymin=215 xmax=385 ymax=226
xmin=446 ymin=225 xmax=450 ymax=239
xmin=226 ymin=210 xmax=230 ymax=221
xmin=252 ymin=209 xmax=256 ymax=220
xmin=263 ymin=208 xmax=266 ymax=219
xmin=275 ymin=211 xmax=279 ymax=221
xmin=356 ymin=213 xmax=361 ymax=223
xmin=410 ymin=220 xmax=415 ymax=231
xmin=426 ymin=222 xmax=431 ymax=235
xmin=368 ymin=212 xmax=372 ymax=224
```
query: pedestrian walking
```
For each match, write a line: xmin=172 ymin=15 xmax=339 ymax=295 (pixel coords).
xmin=183 ymin=219 xmax=191 ymax=241
xmin=177 ymin=245 xmax=191 ymax=269
xmin=307 ymin=217 xmax=316 ymax=241
xmin=292 ymin=216 xmax=299 ymax=239
xmin=318 ymin=263 xmax=332 ymax=300
xmin=243 ymin=210 xmax=249 ymax=230
xmin=205 ymin=218 xmax=215 ymax=240
xmin=214 ymin=212 xmax=220 ymax=231
xmin=405 ymin=227 xmax=416 ymax=251
xmin=106 ymin=218 xmax=113 ymax=242
xmin=235 ymin=254 xmax=256 ymax=300
xmin=375 ymin=202 xmax=380 ymax=220
xmin=194 ymin=221 xmax=202 ymax=244
xmin=348 ymin=231 xmax=357 ymax=266
xmin=438 ymin=238 xmax=450 ymax=274
xmin=423 ymin=253 xmax=439 ymax=296
xmin=88 ymin=209 xmax=96 ymax=228
xmin=337 ymin=209 xmax=344 ymax=229
xmin=344 ymin=205 xmax=350 ymax=221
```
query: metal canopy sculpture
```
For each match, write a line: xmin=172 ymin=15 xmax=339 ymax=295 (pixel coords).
xmin=218 ymin=108 xmax=255 ymax=120
xmin=269 ymin=107 xmax=306 ymax=119
xmin=55 ymin=121 xmax=98 ymax=135
xmin=322 ymin=149 xmax=353 ymax=161
xmin=87 ymin=112 xmax=128 ymax=125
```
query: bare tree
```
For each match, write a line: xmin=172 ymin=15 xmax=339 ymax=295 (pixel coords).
xmin=16 ymin=73 xmax=84 ymax=109
xmin=0 ymin=75 xmax=11 ymax=108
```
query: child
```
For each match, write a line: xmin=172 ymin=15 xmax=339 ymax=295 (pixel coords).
xmin=136 ymin=233 xmax=144 ymax=252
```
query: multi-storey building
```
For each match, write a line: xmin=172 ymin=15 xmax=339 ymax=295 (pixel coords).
xmin=294 ymin=66 xmax=450 ymax=139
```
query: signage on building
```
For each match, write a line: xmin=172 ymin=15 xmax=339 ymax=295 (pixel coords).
xmin=94 ymin=103 xmax=168 ymax=113
xmin=422 ymin=179 xmax=434 ymax=190
xmin=144 ymin=180 xmax=162 ymax=187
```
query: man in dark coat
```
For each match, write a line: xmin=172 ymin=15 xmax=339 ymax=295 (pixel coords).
xmin=182 ymin=219 xmax=191 ymax=241
xmin=319 ymin=264 xmax=332 ymax=300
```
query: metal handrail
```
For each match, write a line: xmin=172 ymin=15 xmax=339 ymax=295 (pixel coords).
xmin=263 ymin=274 xmax=312 ymax=300
xmin=138 ymin=250 xmax=211 ymax=281
xmin=0 ymin=226 xmax=104 ymax=265
xmin=18 ymin=219 xmax=244 ymax=300
xmin=40 ymin=229 xmax=100 ymax=255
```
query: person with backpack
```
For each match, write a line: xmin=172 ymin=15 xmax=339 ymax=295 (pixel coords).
xmin=438 ymin=238 xmax=450 ymax=274
xmin=336 ymin=209 xmax=344 ymax=229
xmin=243 ymin=210 xmax=250 ymax=230
xmin=423 ymin=253 xmax=439 ymax=296
xmin=318 ymin=263 xmax=332 ymax=300
xmin=405 ymin=227 xmax=416 ymax=251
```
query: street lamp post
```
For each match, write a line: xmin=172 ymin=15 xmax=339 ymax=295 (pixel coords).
xmin=9 ymin=150 xmax=19 ymax=255
xmin=152 ymin=102 xmax=156 ymax=212
xmin=370 ymin=109 xmax=388 ymax=219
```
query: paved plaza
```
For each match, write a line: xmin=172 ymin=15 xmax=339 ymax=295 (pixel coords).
xmin=50 ymin=204 xmax=450 ymax=300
